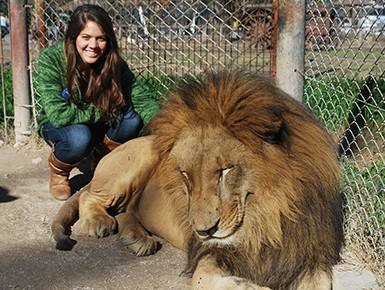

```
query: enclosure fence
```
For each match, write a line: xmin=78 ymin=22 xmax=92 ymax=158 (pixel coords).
xmin=0 ymin=0 xmax=384 ymax=287
xmin=304 ymin=1 xmax=384 ymax=286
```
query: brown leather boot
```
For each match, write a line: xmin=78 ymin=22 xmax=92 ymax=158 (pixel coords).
xmin=90 ymin=135 xmax=122 ymax=172
xmin=48 ymin=153 xmax=77 ymax=200
xmin=103 ymin=134 xmax=122 ymax=151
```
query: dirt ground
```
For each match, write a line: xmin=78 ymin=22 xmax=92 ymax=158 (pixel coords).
xmin=0 ymin=142 xmax=381 ymax=290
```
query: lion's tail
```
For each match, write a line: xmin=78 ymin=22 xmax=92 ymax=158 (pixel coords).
xmin=51 ymin=189 xmax=83 ymax=251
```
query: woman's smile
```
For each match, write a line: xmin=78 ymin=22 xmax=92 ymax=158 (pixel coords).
xmin=76 ymin=21 xmax=107 ymax=64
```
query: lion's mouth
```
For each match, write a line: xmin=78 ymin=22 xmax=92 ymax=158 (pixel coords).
xmin=192 ymin=193 xmax=251 ymax=245
xmin=193 ymin=217 xmax=240 ymax=243
xmin=198 ymin=229 xmax=240 ymax=247
xmin=196 ymin=228 xmax=235 ymax=241
xmin=197 ymin=208 xmax=247 ymax=245
xmin=193 ymin=215 xmax=240 ymax=242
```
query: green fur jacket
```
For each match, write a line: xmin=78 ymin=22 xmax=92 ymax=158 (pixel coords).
xmin=35 ymin=40 xmax=135 ymax=131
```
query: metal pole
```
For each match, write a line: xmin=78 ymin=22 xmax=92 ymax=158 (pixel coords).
xmin=0 ymin=17 xmax=7 ymax=138
xmin=275 ymin=0 xmax=306 ymax=102
xmin=10 ymin=0 xmax=31 ymax=145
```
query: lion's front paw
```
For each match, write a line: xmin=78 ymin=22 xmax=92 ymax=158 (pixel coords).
xmin=120 ymin=234 xmax=160 ymax=256
xmin=79 ymin=213 xmax=117 ymax=238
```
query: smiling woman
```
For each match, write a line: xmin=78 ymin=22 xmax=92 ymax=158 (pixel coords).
xmin=35 ymin=4 xmax=143 ymax=201
xmin=75 ymin=21 xmax=108 ymax=64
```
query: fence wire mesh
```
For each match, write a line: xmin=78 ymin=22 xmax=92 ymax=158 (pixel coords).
xmin=26 ymin=0 xmax=276 ymax=124
xmin=304 ymin=0 xmax=385 ymax=285
xmin=29 ymin=0 xmax=275 ymax=76
xmin=0 ymin=0 xmax=384 ymax=287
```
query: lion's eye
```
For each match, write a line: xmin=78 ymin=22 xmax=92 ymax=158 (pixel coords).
xmin=218 ymin=166 xmax=233 ymax=184
xmin=181 ymin=170 xmax=189 ymax=180
xmin=180 ymin=170 xmax=192 ymax=194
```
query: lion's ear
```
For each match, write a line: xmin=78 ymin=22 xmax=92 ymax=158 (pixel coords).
xmin=256 ymin=107 xmax=289 ymax=146
xmin=228 ymin=105 xmax=290 ymax=149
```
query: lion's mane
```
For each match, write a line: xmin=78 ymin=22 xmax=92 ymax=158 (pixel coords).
xmin=148 ymin=70 xmax=344 ymax=289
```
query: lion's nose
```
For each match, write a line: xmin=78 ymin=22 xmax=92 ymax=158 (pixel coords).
xmin=195 ymin=219 xmax=220 ymax=238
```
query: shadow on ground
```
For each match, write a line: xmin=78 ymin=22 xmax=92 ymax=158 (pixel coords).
xmin=0 ymin=237 xmax=189 ymax=290
xmin=0 ymin=186 xmax=18 ymax=203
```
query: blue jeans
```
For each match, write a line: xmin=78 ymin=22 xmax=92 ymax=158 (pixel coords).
xmin=41 ymin=106 xmax=143 ymax=164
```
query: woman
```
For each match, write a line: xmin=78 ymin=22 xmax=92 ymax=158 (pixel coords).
xmin=36 ymin=4 xmax=143 ymax=200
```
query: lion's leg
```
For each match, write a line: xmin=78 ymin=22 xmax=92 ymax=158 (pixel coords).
xmin=78 ymin=136 xmax=159 ymax=238
xmin=295 ymin=269 xmax=334 ymax=290
xmin=136 ymin=174 xmax=189 ymax=251
xmin=116 ymin=212 xmax=160 ymax=256
xmin=115 ymin=165 xmax=183 ymax=256
xmin=192 ymin=256 xmax=271 ymax=290
xmin=51 ymin=189 xmax=82 ymax=250
xmin=78 ymin=190 xmax=119 ymax=237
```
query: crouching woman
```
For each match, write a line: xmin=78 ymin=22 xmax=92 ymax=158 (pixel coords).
xmin=35 ymin=5 xmax=143 ymax=200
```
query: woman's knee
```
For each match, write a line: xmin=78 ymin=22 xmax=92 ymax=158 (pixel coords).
xmin=55 ymin=124 xmax=93 ymax=163
xmin=125 ymin=112 xmax=143 ymax=133
xmin=66 ymin=124 xmax=93 ymax=151
xmin=109 ymin=109 xmax=143 ymax=142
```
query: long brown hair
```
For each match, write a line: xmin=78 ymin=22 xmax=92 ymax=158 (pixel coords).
xmin=65 ymin=4 xmax=127 ymax=119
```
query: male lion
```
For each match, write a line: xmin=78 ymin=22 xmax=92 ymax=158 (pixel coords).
xmin=52 ymin=70 xmax=343 ymax=290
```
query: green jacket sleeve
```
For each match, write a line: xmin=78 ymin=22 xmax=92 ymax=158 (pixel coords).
xmin=35 ymin=45 xmax=101 ymax=128
xmin=131 ymin=77 xmax=161 ymax=125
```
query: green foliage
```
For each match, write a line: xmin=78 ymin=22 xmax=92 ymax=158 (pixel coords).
xmin=306 ymin=75 xmax=385 ymax=242
xmin=304 ymin=77 xmax=361 ymax=130
xmin=304 ymin=76 xmax=385 ymax=131
xmin=0 ymin=67 xmax=13 ymax=123
xmin=362 ymin=78 xmax=385 ymax=127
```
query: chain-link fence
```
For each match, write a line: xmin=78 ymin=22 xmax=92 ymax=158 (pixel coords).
xmin=304 ymin=0 xmax=384 ymax=286
xmin=29 ymin=0 xmax=275 ymax=76
xmin=26 ymin=0 xmax=276 ymax=125
xmin=0 ymin=0 xmax=384 ymax=287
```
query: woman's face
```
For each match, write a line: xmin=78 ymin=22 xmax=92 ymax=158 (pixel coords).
xmin=76 ymin=20 xmax=108 ymax=65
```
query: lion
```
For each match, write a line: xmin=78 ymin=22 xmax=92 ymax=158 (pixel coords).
xmin=52 ymin=70 xmax=344 ymax=290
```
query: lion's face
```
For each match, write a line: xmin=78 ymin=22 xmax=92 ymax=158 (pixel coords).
xmin=170 ymin=125 xmax=261 ymax=246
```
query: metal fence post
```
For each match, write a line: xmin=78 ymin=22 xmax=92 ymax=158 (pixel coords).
xmin=275 ymin=0 xmax=306 ymax=102
xmin=10 ymin=0 xmax=31 ymax=144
